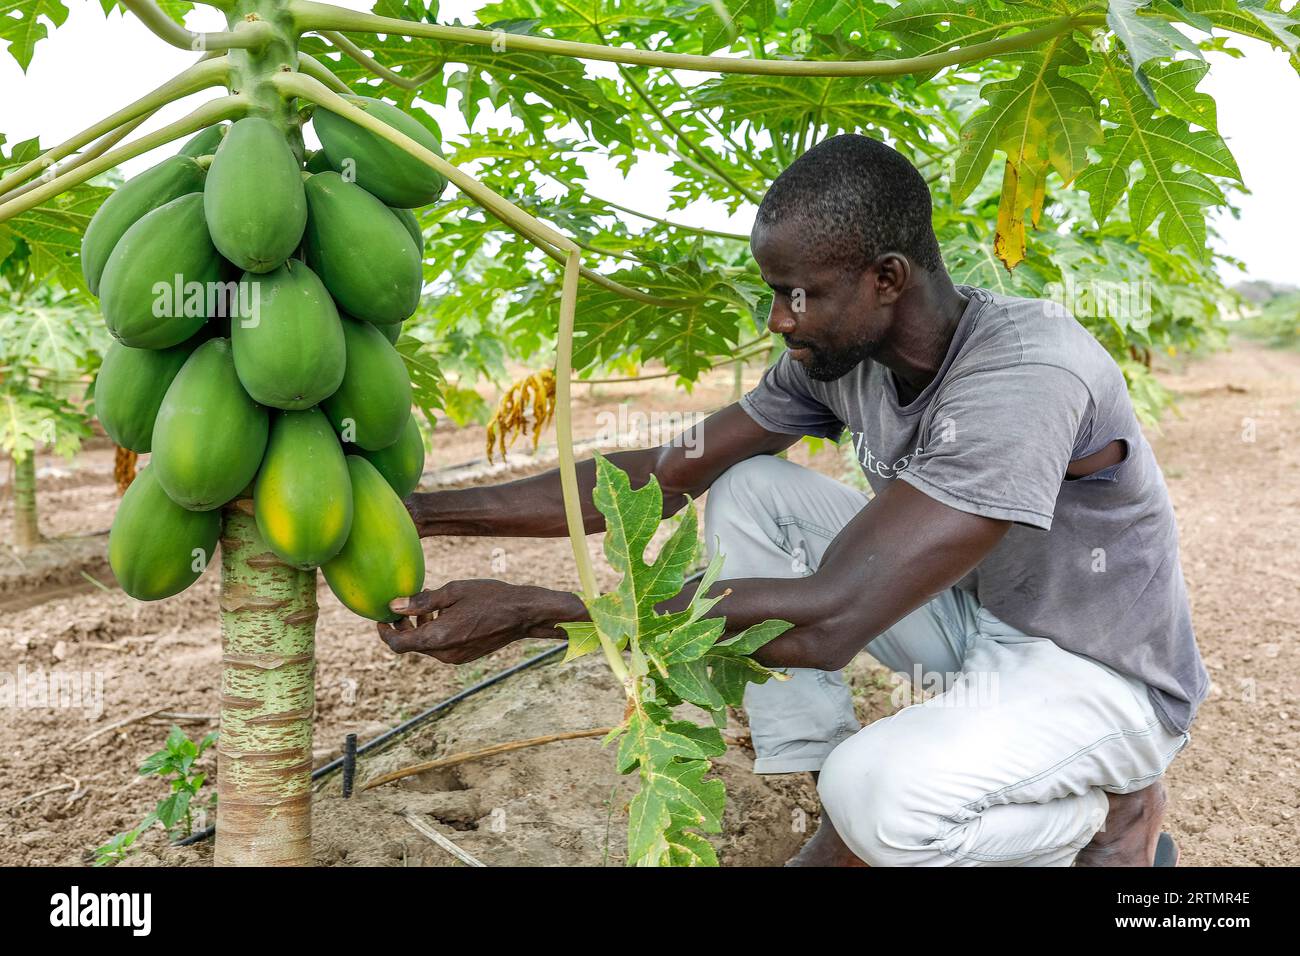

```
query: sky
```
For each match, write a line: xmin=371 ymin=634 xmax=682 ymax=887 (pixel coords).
xmin=1 ymin=1 xmax=1296 ymax=288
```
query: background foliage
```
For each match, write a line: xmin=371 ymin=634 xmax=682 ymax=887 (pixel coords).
xmin=5 ymin=1 xmax=1300 ymax=429
xmin=294 ymin=0 xmax=1298 ymax=422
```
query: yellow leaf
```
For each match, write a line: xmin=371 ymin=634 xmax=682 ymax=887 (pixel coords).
xmin=994 ymin=162 xmax=1027 ymax=272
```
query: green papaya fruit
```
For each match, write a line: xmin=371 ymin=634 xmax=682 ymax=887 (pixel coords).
xmin=177 ymin=123 xmax=227 ymax=158
xmin=322 ymin=456 xmax=425 ymax=622
xmin=303 ymin=171 xmax=421 ymax=324
xmin=94 ymin=334 xmax=203 ymax=453
xmin=203 ymin=116 xmax=307 ymax=273
xmin=313 ymin=96 xmax=448 ymax=208
xmin=151 ymin=337 xmax=269 ymax=511
xmin=99 ymin=193 xmax=222 ymax=349
xmin=390 ymin=205 xmax=423 ymax=252
xmin=231 ymin=260 xmax=345 ymax=409
xmin=254 ymin=409 xmax=353 ymax=569
xmin=109 ymin=466 xmax=220 ymax=601
xmin=375 ymin=319 xmax=401 ymax=344
xmin=304 ymin=148 xmax=333 ymax=174
xmin=321 ymin=315 xmax=412 ymax=451
xmin=351 ymin=413 xmax=424 ymax=498
xmin=81 ymin=156 xmax=207 ymax=296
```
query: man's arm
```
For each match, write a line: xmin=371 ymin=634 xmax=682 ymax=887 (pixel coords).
xmin=382 ymin=472 xmax=1010 ymax=668
xmin=378 ymin=404 xmax=799 ymax=661
xmin=661 ymin=478 xmax=1010 ymax=669
xmin=404 ymin=403 xmax=798 ymax=537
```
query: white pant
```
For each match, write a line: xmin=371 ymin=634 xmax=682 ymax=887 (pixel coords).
xmin=704 ymin=456 xmax=1191 ymax=866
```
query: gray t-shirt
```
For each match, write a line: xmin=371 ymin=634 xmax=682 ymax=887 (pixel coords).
xmin=740 ymin=285 xmax=1207 ymax=735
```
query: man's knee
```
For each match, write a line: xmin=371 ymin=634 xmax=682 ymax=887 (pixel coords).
xmin=705 ymin=455 xmax=785 ymax=514
xmin=817 ymin=730 xmax=943 ymax=867
xmin=702 ymin=456 xmax=789 ymax=555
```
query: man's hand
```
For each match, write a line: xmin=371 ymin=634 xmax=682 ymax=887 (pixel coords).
xmin=376 ymin=579 xmax=585 ymax=664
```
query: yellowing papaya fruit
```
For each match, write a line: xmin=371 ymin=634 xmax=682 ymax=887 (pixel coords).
xmin=313 ymin=96 xmax=448 ymax=208
xmin=303 ymin=171 xmax=422 ymax=324
xmin=81 ymin=155 xmax=207 ymax=296
xmin=99 ymin=193 xmax=223 ymax=349
xmin=151 ymin=337 xmax=269 ymax=511
xmin=351 ymin=413 xmax=424 ymax=498
xmin=109 ymin=465 xmax=220 ymax=601
xmin=322 ymin=315 xmax=412 ymax=450
xmin=254 ymin=408 xmax=353 ymax=569
xmin=203 ymin=116 xmax=307 ymax=273
xmin=177 ymin=123 xmax=227 ymax=158
xmin=231 ymin=260 xmax=345 ymax=409
xmin=94 ymin=334 xmax=202 ymax=453
xmin=322 ymin=456 xmax=425 ymax=622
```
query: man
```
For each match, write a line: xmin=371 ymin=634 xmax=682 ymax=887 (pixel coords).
xmin=379 ymin=134 xmax=1207 ymax=867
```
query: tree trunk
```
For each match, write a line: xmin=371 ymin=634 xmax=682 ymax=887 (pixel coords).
xmin=214 ymin=503 xmax=318 ymax=866
xmin=11 ymin=453 xmax=41 ymax=550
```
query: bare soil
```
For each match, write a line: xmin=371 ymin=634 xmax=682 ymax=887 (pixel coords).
xmin=0 ymin=342 xmax=1296 ymax=866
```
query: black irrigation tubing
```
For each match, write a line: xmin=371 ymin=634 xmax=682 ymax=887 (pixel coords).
xmin=173 ymin=568 xmax=708 ymax=848
xmin=173 ymin=642 xmax=565 ymax=847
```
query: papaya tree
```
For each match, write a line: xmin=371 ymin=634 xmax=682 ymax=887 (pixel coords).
xmin=1 ymin=0 xmax=1297 ymax=867
xmin=0 ymin=197 xmax=105 ymax=550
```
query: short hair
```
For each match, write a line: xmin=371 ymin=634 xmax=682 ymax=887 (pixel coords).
xmin=755 ymin=134 xmax=944 ymax=273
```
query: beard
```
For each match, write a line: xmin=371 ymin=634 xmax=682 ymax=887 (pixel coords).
xmin=789 ymin=335 xmax=878 ymax=382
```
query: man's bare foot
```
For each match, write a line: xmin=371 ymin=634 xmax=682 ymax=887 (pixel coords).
xmin=785 ymin=815 xmax=869 ymax=867
xmin=1074 ymin=781 xmax=1167 ymax=867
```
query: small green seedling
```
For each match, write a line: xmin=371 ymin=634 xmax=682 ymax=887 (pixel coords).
xmin=94 ymin=724 xmax=218 ymax=866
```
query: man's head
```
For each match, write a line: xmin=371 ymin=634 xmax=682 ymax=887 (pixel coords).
xmin=751 ymin=134 xmax=944 ymax=381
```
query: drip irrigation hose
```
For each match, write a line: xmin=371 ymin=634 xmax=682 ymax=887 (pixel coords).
xmin=175 ymin=643 xmax=564 ymax=846
xmin=174 ymin=568 xmax=708 ymax=848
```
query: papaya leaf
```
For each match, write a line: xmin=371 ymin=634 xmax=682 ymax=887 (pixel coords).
xmin=394 ymin=334 xmax=445 ymax=423
xmin=626 ymin=756 xmax=725 ymax=866
xmin=953 ymin=39 xmax=1100 ymax=205
xmin=1106 ymin=0 xmax=1203 ymax=105
xmin=587 ymin=456 xmax=696 ymax=643
xmin=577 ymin=455 xmax=792 ymax=864
xmin=0 ymin=0 xmax=68 ymax=71
xmin=786 ymin=0 xmax=891 ymax=39
xmin=615 ymin=704 xmax=725 ymax=773
xmin=1067 ymin=50 xmax=1239 ymax=257
xmin=0 ymin=133 xmax=110 ymax=293
xmin=1181 ymin=0 xmax=1300 ymax=56
xmin=879 ymin=0 xmax=1079 ymax=60
xmin=953 ymin=37 xmax=1100 ymax=268
xmin=1142 ymin=59 xmax=1217 ymax=130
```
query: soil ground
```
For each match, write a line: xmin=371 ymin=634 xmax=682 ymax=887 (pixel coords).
xmin=0 ymin=340 xmax=1296 ymax=866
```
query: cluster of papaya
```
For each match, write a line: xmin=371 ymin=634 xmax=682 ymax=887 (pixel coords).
xmin=92 ymin=97 xmax=446 ymax=622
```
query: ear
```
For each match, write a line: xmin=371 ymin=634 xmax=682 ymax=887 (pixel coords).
xmin=872 ymin=253 xmax=912 ymax=305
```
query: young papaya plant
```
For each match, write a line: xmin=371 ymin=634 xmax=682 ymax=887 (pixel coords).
xmin=1 ymin=0 xmax=1296 ymax=867
xmin=0 ymin=249 xmax=104 ymax=551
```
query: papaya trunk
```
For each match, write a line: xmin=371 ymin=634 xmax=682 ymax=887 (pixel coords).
xmin=11 ymin=453 xmax=41 ymax=551
xmin=215 ymin=504 xmax=317 ymax=866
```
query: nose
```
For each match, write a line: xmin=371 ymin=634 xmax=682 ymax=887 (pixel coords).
xmin=767 ymin=301 xmax=796 ymax=336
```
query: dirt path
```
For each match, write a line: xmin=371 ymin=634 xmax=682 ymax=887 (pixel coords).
xmin=1141 ymin=343 xmax=1300 ymax=865
xmin=0 ymin=342 xmax=1296 ymax=865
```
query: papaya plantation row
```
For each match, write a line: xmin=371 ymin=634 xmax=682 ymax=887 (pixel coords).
xmin=93 ymin=98 xmax=444 ymax=624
